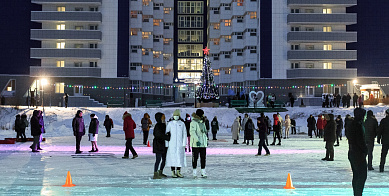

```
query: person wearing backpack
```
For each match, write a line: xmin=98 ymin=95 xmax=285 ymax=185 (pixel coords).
xmin=141 ymin=113 xmax=153 ymax=145
xmin=245 ymin=118 xmax=255 ymax=145
xmin=103 ymin=115 xmax=114 ymax=137
xmin=211 ymin=116 xmax=219 ymax=140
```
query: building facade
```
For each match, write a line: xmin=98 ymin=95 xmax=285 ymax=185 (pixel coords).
xmin=1 ymin=0 xmax=361 ymax=106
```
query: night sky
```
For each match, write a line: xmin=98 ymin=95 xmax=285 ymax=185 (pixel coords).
xmin=0 ymin=1 xmax=388 ymax=77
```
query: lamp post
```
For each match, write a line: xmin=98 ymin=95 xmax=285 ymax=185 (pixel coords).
xmin=41 ymin=79 xmax=48 ymax=113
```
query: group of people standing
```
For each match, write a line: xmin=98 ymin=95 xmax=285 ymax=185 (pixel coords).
xmin=322 ymin=93 xmax=366 ymax=109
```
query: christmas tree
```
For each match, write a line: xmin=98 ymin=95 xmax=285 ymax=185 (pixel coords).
xmin=196 ymin=47 xmax=219 ymax=102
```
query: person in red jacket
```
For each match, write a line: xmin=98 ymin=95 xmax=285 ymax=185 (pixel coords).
xmin=122 ymin=111 xmax=138 ymax=159
xmin=316 ymin=115 xmax=327 ymax=138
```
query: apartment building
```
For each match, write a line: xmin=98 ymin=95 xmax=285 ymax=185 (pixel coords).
xmin=23 ymin=0 xmax=358 ymax=107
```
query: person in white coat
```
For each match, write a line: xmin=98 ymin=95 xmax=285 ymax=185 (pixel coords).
xmin=284 ymin=114 xmax=291 ymax=139
xmin=165 ymin=109 xmax=187 ymax=178
xmin=231 ymin=117 xmax=241 ymax=144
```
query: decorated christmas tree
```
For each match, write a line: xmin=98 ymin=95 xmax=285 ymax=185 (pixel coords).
xmin=196 ymin=47 xmax=219 ymax=102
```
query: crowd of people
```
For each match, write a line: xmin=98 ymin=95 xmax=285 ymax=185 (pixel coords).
xmin=322 ymin=93 xmax=369 ymax=109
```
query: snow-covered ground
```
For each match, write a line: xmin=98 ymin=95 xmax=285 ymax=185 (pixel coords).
xmin=1 ymin=106 xmax=389 ymax=195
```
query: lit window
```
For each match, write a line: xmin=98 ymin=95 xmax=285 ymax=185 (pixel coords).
xmin=164 ymin=7 xmax=172 ymax=14
xmin=131 ymin=28 xmax=139 ymax=36
xmin=153 ymin=19 xmax=162 ymax=26
xmin=213 ymin=69 xmax=220 ymax=76
xmin=223 ymin=20 xmax=231 ymax=27
xmin=75 ymin=26 xmax=83 ymax=30
xmin=213 ymin=23 xmax=220 ymax=30
xmin=142 ymin=32 xmax=151 ymax=39
xmin=323 ymin=44 xmax=332 ymax=50
xmin=5 ymin=79 xmax=16 ymax=91
xmin=323 ymin=8 xmax=332 ymax=14
xmin=130 ymin=11 xmax=138 ymax=18
xmin=249 ymin=12 xmax=257 ymax=19
xmin=222 ymin=35 xmax=231 ymax=42
xmin=56 ymin=24 xmax=65 ymax=30
xmin=236 ymin=0 xmax=244 ymax=6
xmin=142 ymin=65 xmax=152 ymax=72
xmin=210 ymin=38 xmax=220 ymax=45
xmin=153 ymin=67 xmax=163 ymax=74
xmin=323 ymin=62 xmax=333 ymax=69
xmin=153 ymin=51 xmax=162 ymax=58
xmin=57 ymin=42 xmax=65 ymax=49
xmin=323 ymin=26 xmax=332 ymax=32
xmin=55 ymin=83 xmax=65 ymax=93
xmin=143 ymin=0 xmax=151 ymax=6
xmin=163 ymin=38 xmax=171 ymax=45
xmin=56 ymin=61 xmax=65 ymax=67
xmin=57 ymin=6 xmax=65 ymax=12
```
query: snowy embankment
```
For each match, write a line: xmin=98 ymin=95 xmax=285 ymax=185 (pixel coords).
xmin=1 ymin=105 xmax=388 ymax=139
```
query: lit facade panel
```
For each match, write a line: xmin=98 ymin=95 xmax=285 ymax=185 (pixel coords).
xmin=30 ymin=48 xmax=101 ymax=59
xmin=287 ymin=50 xmax=357 ymax=61
xmin=287 ymin=68 xmax=357 ymax=79
xmin=287 ymin=32 xmax=357 ymax=43
xmin=31 ymin=11 xmax=102 ymax=22
xmin=30 ymin=66 xmax=101 ymax=77
xmin=31 ymin=29 xmax=102 ymax=40
xmin=287 ymin=0 xmax=357 ymax=6
xmin=32 ymin=0 xmax=101 ymax=4
xmin=287 ymin=13 xmax=357 ymax=25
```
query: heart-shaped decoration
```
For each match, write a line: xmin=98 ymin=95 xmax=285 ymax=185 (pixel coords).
xmin=249 ymin=91 xmax=264 ymax=104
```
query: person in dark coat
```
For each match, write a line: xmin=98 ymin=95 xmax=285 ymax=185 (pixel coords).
xmin=342 ymin=94 xmax=347 ymax=108
xmin=103 ymin=115 xmax=114 ymax=137
xmin=256 ymin=117 xmax=270 ymax=156
xmin=153 ymin=112 xmax=170 ymax=179
xmin=30 ymin=110 xmax=43 ymax=152
xmin=365 ymin=110 xmax=378 ymax=170
xmin=289 ymin=93 xmax=295 ymax=107
xmin=377 ymin=109 xmax=389 ymax=172
xmin=245 ymin=118 xmax=255 ymax=145
xmin=347 ymin=108 xmax=368 ymax=196
xmin=347 ymin=93 xmax=352 ymax=108
xmin=336 ymin=94 xmax=341 ymax=108
xmin=353 ymin=93 xmax=359 ymax=108
xmin=88 ymin=114 xmax=99 ymax=152
xmin=72 ymin=110 xmax=85 ymax=154
xmin=335 ymin=115 xmax=343 ymax=146
xmin=270 ymin=114 xmax=281 ymax=146
xmin=141 ymin=113 xmax=153 ymax=145
xmin=15 ymin=114 xmax=22 ymax=139
xmin=64 ymin=93 xmax=69 ymax=108
xmin=184 ymin=113 xmax=191 ymax=152
xmin=345 ymin=114 xmax=354 ymax=139
xmin=20 ymin=114 xmax=28 ymax=141
xmin=211 ymin=116 xmax=219 ymax=140
xmin=122 ymin=111 xmax=138 ymax=159
xmin=307 ymin=115 xmax=316 ymax=138
xmin=290 ymin=119 xmax=296 ymax=135
xmin=322 ymin=114 xmax=336 ymax=161
xmin=204 ymin=116 xmax=210 ymax=140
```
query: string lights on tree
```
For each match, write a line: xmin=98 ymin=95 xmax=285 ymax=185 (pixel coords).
xmin=196 ymin=47 xmax=220 ymax=102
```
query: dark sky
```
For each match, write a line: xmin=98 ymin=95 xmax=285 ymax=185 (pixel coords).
xmin=0 ymin=1 xmax=388 ymax=77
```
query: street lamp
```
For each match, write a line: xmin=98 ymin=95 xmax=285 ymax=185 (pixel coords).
xmin=194 ymin=81 xmax=198 ymax=108
xmin=41 ymin=79 xmax=48 ymax=113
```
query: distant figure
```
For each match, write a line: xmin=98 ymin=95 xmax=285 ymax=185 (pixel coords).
xmin=211 ymin=116 xmax=219 ymax=140
xmin=291 ymin=119 xmax=296 ymax=135
xmin=377 ymin=109 xmax=389 ymax=173
xmin=245 ymin=117 xmax=255 ymax=145
xmin=204 ymin=116 xmax=210 ymax=140
xmin=141 ymin=113 xmax=153 ymax=145
xmin=335 ymin=115 xmax=343 ymax=146
xmin=346 ymin=93 xmax=351 ymax=108
xmin=353 ymin=93 xmax=359 ymax=108
xmin=358 ymin=95 xmax=364 ymax=108
xmin=184 ymin=113 xmax=191 ymax=152
xmin=122 ymin=111 xmax=137 ymax=159
xmin=72 ymin=110 xmax=85 ymax=154
xmin=242 ymin=114 xmax=249 ymax=144
xmin=255 ymin=117 xmax=270 ymax=156
xmin=64 ymin=93 xmax=69 ymax=108
xmin=30 ymin=110 xmax=44 ymax=152
xmin=270 ymin=114 xmax=282 ymax=146
xmin=284 ymin=114 xmax=291 ymax=139
xmin=289 ymin=93 xmax=295 ymax=107
xmin=15 ymin=114 xmax=22 ymax=139
xmin=20 ymin=114 xmax=28 ymax=141
xmin=103 ymin=115 xmax=114 ymax=137
xmin=152 ymin=112 xmax=170 ymax=179
xmin=347 ymin=108 xmax=368 ymax=196
xmin=231 ymin=117 xmax=241 ymax=144
xmin=316 ymin=115 xmax=326 ymax=138
xmin=365 ymin=110 xmax=378 ymax=171
xmin=322 ymin=114 xmax=336 ymax=161
xmin=88 ymin=114 xmax=99 ymax=152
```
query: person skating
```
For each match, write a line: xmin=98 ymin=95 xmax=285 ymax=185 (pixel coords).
xmin=231 ymin=117 xmax=241 ymax=144
xmin=211 ymin=116 xmax=219 ymax=140
xmin=122 ymin=111 xmax=138 ymax=159
xmin=284 ymin=114 xmax=291 ymax=139
xmin=141 ymin=113 xmax=153 ymax=145
xmin=316 ymin=115 xmax=326 ymax=138
xmin=242 ymin=114 xmax=249 ymax=144
xmin=335 ymin=115 xmax=343 ymax=146
xmin=20 ymin=114 xmax=28 ymax=141
xmin=347 ymin=108 xmax=368 ymax=196
xmin=377 ymin=109 xmax=389 ymax=172
xmin=153 ymin=112 xmax=170 ymax=179
xmin=365 ymin=110 xmax=378 ymax=170
xmin=255 ymin=117 xmax=270 ymax=156
xmin=184 ymin=113 xmax=191 ymax=152
xmin=88 ymin=114 xmax=99 ymax=152
xmin=166 ymin=109 xmax=187 ymax=178
xmin=15 ymin=114 xmax=22 ymax=139
xmin=270 ymin=114 xmax=281 ymax=146
xmin=72 ymin=110 xmax=85 ymax=154
xmin=307 ymin=115 xmax=316 ymax=138
xmin=30 ymin=110 xmax=43 ymax=152
xmin=245 ymin=117 xmax=255 ymax=145
xmin=190 ymin=109 xmax=208 ymax=178
xmin=103 ymin=115 xmax=113 ymax=137
xmin=322 ymin=114 xmax=336 ymax=161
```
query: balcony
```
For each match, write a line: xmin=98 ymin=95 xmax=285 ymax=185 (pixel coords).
xmin=31 ymin=11 xmax=102 ymax=22
xmin=31 ymin=48 xmax=101 ymax=59
xmin=30 ymin=66 xmax=101 ymax=78
xmin=287 ymin=68 xmax=357 ymax=79
xmin=287 ymin=0 xmax=356 ymax=7
xmin=32 ymin=0 xmax=101 ymax=4
xmin=287 ymin=50 xmax=357 ymax=60
xmin=31 ymin=29 xmax=102 ymax=41
xmin=287 ymin=32 xmax=357 ymax=43
xmin=288 ymin=13 xmax=357 ymax=25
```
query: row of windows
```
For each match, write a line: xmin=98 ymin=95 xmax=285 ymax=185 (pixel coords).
xmin=290 ymin=8 xmax=333 ymax=14
xmin=129 ymin=80 xmax=172 ymax=95
xmin=290 ymin=44 xmax=333 ymax=50
xmin=291 ymin=26 xmax=332 ymax=32
xmin=55 ymin=42 xmax=98 ymax=49
xmin=55 ymin=24 xmax=98 ymax=30
xmin=291 ymin=62 xmax=333 ymax=69
xmin=55 ymin=61 xmax=98 ymax=68
xmin=56 ymin=6 xmax=98 ymax=12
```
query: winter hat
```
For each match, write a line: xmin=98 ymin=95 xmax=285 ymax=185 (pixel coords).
xmin=173 ymin=109 xmax=181 ymax=117
xmin=354 ymin=108 xmax=366 ymax=121
xmin=196 ymin=109 xmax=204 ymax=117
